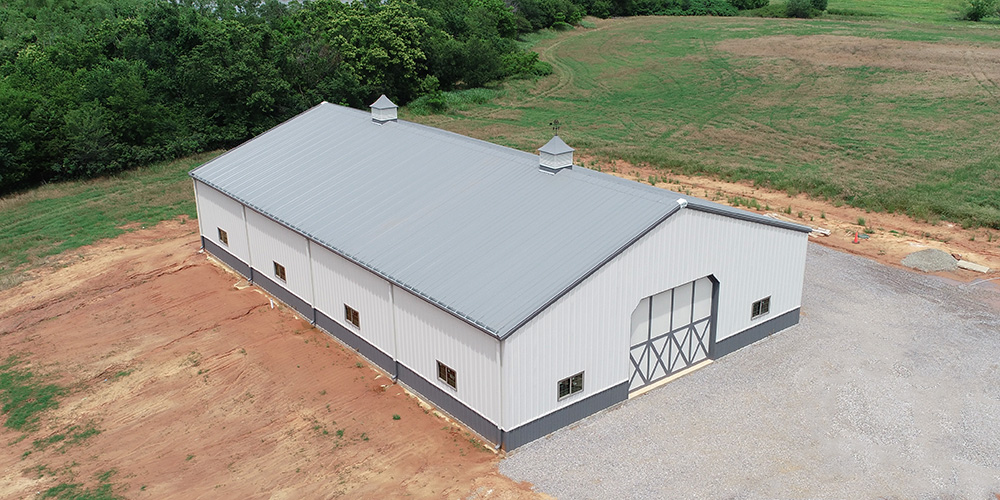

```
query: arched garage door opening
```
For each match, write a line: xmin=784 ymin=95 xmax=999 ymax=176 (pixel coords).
xmin=629 ymin=276 xmax=717 ymax=392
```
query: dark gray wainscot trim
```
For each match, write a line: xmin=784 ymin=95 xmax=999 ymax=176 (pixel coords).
xmin=713 ymin=308 xmax=800 ymax=359
xmin=502 ymin=381 xmax=629 ymax=451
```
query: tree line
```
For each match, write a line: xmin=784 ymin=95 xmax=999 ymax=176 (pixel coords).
xmin=1 ymin=0 xmax=772 ymax=196
xmin=0 ymin=0 xmax=549 ymax=194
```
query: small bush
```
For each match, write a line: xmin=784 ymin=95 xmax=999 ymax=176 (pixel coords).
xmin=964 ymin=0 xmax=997 ymax=20
xmin=811 ymin=0 xmax=827 ymax=10
xmin=786 ymin=0 xmax=814 ymax=17
xmin=728 ymin=0 xmax=769 ymax=10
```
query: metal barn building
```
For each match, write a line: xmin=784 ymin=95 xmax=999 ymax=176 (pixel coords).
xmin=190 ymin=97 xmax=810 ymax=450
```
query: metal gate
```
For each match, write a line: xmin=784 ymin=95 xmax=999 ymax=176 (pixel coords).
xmin=629 ymin=276 xmax=715 ymax=392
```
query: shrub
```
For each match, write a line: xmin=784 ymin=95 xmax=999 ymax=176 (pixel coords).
xmin=964 ymin=0 xmax=997 ymax=20
xmin=811 ymin=0 xmax=827 ymax=10
xmin=728 ymin=0 xmax=769 ymax=10
xmin=739 ymin=2 xmax=788 ymax=17
xmin=786 ymin=0 xmax=814 ymax=17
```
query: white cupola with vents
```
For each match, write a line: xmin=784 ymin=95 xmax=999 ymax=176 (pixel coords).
xmin=538 ymin=136 xmax=574 ymax=173
xmin=370 ymin=95 xmax=398 ymax=123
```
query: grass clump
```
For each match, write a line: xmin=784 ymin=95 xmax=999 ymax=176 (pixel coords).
xmin=0 ymin=356 xmax=66 ymax=431
xmin=41 ymin=469 xmax=122 ymax=500
xmin=406 ymin=88 xmax=506 ymax=116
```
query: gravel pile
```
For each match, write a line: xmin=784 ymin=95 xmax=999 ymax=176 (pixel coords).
xmin=901 ymin=248 xmax=958 ymax=272
xmin=500 ymin=244 xmax=1000 ymax=499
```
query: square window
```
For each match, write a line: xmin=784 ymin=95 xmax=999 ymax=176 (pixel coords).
xmin=437 ymin=361 xmax=457 ymax=390
xmin=557 ymin=372 xmax=584 ymax=400
xmin=217 ymin=228 xmax=229 ymax=246
xmin=273 ymin=261 xmax=286 ymax=282
xmin=751 ymin=296 xmax=771 ymax=320
xmin=344 ymin=304 xmax=360 ymax=329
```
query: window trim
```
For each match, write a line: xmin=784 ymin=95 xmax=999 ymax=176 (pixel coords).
xmin=344 ymin=304 xmax=360 ymax=329
xmin=217 ymin=227 xmax=229 ymax=246
xmin=273 ymin=261 xmax=286 ymax=282
xmin=751 ymin=296 xmax=771 ymax=320
xmin=557 ymin=372 xmax=584 ymax=401
xmin=436 ymin=361 xmax=457 ymax=390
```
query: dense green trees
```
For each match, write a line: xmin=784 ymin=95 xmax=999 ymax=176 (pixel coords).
xmin=0 ymin=0 xmax=547 ymax=194
xmin=1 ymin=0 xmax=776 ymax=195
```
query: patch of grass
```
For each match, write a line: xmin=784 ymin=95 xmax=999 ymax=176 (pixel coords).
xmin=41 ymin=469 xmax=122 ymax=500
xmin=0 ymin=356 xmax=66 ymax=431
xmin=392 ymin=414 xmax=401 ymax=420
xmin=406 ymin=88 xmax=505 ymax=116
xmin=0 ymin=152 xmax=217 ymax=290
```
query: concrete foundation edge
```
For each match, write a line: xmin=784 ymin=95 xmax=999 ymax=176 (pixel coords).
xmin=713 ymin=308 xmax=800 ymax=359
xmin=202 ymin=237 xmax=250 ymax=278
xmin=502 ymin=381 xmax=629 ymax=451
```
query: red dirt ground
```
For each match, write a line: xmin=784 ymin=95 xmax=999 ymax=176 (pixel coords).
xmin=0 ymin=219 xmax=541 ymax=499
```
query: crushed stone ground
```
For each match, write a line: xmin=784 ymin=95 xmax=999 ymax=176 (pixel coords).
xmin=501 ymin=244 xmax=1000 ymax=499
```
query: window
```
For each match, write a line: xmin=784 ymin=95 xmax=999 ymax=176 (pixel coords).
xmin=437 ymin=361 xmax=457 ymax=390
xmin=344 ymin=304 xmax=360 ymax=329
xmin=217 ymin=228 xmax=229 ymax=246
xmin=558 ymin=372 xmax=584 ymax=400
xmin=751 ymin=296 xmax=771 ymax=319
xmin=273 ymin=261 xmax=286 ymax=282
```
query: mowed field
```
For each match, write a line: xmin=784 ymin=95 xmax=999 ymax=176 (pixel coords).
xmin=411 ymin=14 xmax=1000 ymax=228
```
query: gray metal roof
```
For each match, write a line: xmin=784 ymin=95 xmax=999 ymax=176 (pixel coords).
xmin=191 ymin=102 xmax=809 ymax=339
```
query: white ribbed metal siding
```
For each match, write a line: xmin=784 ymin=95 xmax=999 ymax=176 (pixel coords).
xmin=394 ymin=286 xmax=501 ymax=425
xmin=194 ymin=181 xmax=250 ymax=263
xmin=245 ymin=210 xmax=313 ymax=304
xmin=502 ymin=208 xmax=807 ymax=429
xmin=311 ymin=243 xmax=395 ymax=358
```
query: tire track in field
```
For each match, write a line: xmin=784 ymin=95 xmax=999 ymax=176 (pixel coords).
xmin=964 ymin=49 xmax=999 ymax=100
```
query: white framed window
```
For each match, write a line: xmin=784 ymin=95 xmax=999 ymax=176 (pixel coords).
xmin=217 ymin=228 xmax=229 ymax=246
xmin=273 ymin=261 xmax=286 ymax=282
xmin=751 ymin=296 xmax=770 ymax=320
xmin=437 ymin=361 xmax=457 ymax=390
xmin=558 ymin=372 xmax=584 ymax=400
xmin=344 ymin=304 xmax=360 ymax=329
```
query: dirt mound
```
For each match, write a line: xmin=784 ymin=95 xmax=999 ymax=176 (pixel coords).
xmin=0 ymin=220 xmax=540 ymax=499
xmin=718 ymin=35 xmax=1000 ymax=80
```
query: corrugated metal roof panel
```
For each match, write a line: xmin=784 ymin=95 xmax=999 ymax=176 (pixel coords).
xmin=191 ymin=102 xmax=807 ymax=338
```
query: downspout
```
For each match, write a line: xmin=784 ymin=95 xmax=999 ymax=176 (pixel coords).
xmin=306 ymin=239 xmax=317 ymax=324
xmin=192 ymin=180 xmax=204 ymax=251
xmin=390 ymin=284 xmax=400 ymax=382
xmin=242 ymin=204 xmax=254 ymax=283
xmin=498 ymin=338 xmax=504 ymax=450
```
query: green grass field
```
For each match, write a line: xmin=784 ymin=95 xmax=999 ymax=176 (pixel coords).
xmin=409 ymin=14 xmax=1000 ymax=229
xmin=0 ymin=152 xmax=216 ymax=289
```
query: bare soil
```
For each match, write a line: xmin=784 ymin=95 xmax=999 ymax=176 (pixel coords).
xmin=0 ymin=219 xmax=540 ymax=499
xmin=718 ymin=35 xmax=1000 ymax=81
xmin=585 ymin=155 xmax=1000 ymax=280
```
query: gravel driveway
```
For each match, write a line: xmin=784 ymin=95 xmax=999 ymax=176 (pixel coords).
xmin=500 ymin=244 xmax=1000 ymax=499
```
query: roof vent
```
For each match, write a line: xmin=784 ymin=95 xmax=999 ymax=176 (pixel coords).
xmin=677 ymin=198 xmax=688 ymax=208
xmin=538 ymin=136 xmax=574 ymax=173
xmin=370 ymin=95 xmax=398 ymax=123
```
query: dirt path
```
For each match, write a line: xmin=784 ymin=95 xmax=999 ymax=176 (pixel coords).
xmin=586 ymin=155 xmax=1000 ymax=280
xmin=0 ymin=219 xmax=540 ymax=499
